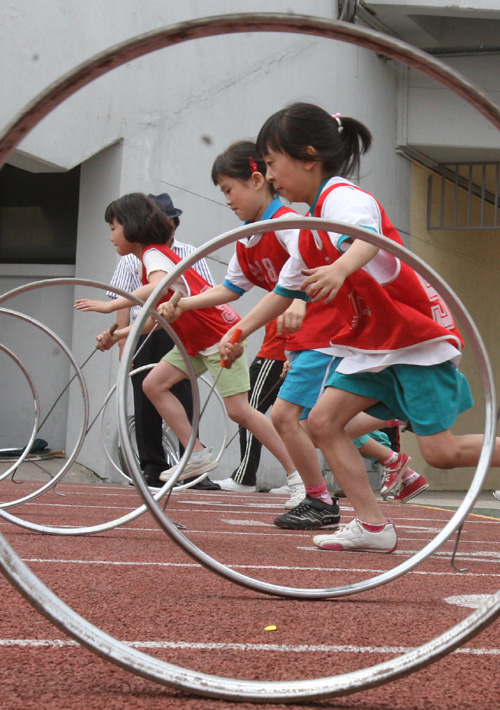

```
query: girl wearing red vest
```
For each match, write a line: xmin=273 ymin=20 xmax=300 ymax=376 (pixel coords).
xmin=164 ymin=142 xmax=416 ymax=525
xmin=74 ymin=192 xmax=296 ymax=485
xmin=160 ymin=142 xmax=303 ymax=495
xmin=220 ymin=102 xmax=500 ymax=553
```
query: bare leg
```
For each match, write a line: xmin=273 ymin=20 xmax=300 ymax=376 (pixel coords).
xmin=224 ymin=392 xmax=296 ymax=474
xmin=359 ymin=437 xmax=394 ymax=463
xmin=344 ymin=412 xmax=389 ymax=438
xmin=143 ymin=361 xmax=204 ymax=452
xmin=417 ymin=430 xmax=500 ymax=468
xmin=270 ymin=398 xmax=324 ymax=486
xmin=308 ymin=388 xmax=387 ymax=525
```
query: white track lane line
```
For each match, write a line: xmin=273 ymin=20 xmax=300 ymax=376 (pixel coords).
xmin=15 ymin=557 xmax=500 ymax=577
xmin=0 ymin=638 xmax=498 ymax=655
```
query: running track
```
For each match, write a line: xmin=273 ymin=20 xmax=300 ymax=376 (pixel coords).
xmin=0 ymin=480 xmax=499 ymax=709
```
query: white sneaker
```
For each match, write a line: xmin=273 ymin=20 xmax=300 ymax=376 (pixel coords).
xmin=313 ymin=518 xmax=397 ymax=553
xmin=269 ymin=483 xmax=291 ymax=494
xmin=269 ymin=470 xmax=301 ymax=495
xmin=159 ymin=448 xmax=217 ymax=483
xmin=493 ymin=490 xmax=500 ymax=501
xmin=217 ymin=478 xmax=256 ymax=493
xmin=284 ymin=482 xmax=306 ymax=510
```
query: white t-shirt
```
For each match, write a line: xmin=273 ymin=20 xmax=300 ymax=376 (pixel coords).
xmin=225 ymin=212 xmax=299 ymax=293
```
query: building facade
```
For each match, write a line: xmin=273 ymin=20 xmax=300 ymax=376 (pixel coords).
xmin=1 ymin=1 xmax=499 ymax=489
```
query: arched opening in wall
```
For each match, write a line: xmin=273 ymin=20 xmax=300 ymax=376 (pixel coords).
xmin=0 ymin=164 xmax=80 ymax=264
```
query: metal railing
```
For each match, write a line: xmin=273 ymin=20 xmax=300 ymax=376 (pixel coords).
xmin=428 ymin=161 xmax=500 ymax=230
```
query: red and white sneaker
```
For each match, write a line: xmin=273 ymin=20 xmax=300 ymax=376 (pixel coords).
xmin=380 ymin=452 xmax=411 ymax=496
xmin=394 ymin=472 xmax=429 ymax=503
xmin=385 ymin=419 xmax=407 ymax=428
xmin=389 ymin=471 xmax=429 ymax=503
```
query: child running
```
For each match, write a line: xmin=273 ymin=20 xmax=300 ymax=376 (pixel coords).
xmin=74 ymin=192 xmax=297 ymax=484
xmin=219 ymin=102 xmax=495 ymax=551
xmin=163 ymin=141 xmax=417 ymax=526
xmin=159 ymin=141 xmax=304 ymax=495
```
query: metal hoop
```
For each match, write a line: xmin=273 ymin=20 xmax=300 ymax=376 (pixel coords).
xmin=124 ymin=217 xmax=497 ymax=601
xmin=0 ymin=342 xmax=41 ymax=481
xmin=0 ymin=279 xmax=199 ymax=533
xmin=0 ymin=13 xmax=499 ymax=703
xmin=0 ymin=308 xmax=89 ymax=508
xmin=102 ymin=370 xmax=229 ymax=490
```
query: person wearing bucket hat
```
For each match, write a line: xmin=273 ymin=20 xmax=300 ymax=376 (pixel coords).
xmin=106 ymin=191 xmax=218 ymax=490
xmin=148 ymin=193 xmax=183 ymax=219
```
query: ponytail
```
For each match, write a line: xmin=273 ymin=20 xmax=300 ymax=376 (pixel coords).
xmin=256 ymin=102 xmax=372 ymax=179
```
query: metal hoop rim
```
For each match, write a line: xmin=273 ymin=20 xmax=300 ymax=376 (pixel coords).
xmin=0 ymin=342 xmax=41 ymax=481
xmin=1 ymin=12 xmax=499 ymax=702
xmin=0 ymin=280 xmax=197 ymax=533
xmin=126 ymin=216 xmax=496 ymax=600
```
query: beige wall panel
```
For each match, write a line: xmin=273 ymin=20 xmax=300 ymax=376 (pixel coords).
xmin=404 ymin=163 xmax=500 ymax=490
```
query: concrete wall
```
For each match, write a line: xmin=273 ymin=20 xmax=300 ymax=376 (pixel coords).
xmin=404 ymin=57 xmax=500 ymax=163
xmin=0 ymin=1 xmax=411 ymax=484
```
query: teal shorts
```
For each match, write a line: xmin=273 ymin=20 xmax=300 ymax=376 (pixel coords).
xmin=327 ymin=361 xmax=474 ymax=436
xmin=278 ymin=350 xmax=342 ymax=417
xmin=163 ymin=345 xmax=250 ymax=398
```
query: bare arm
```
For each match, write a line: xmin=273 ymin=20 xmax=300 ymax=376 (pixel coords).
xmin=218 ymin=291 xmax=293 ymax=363
xmin=157 ymin=283 xmax=239 ymax=323
xmin=300 ymin=240 xmax=379 ymax=303
xmin=115 ymin=308 xmax=131 ymax=359
xmin=74 ymin=271 xmax=167 ymax=313
xmin=181 ymin=284 xmax=239 ymax=311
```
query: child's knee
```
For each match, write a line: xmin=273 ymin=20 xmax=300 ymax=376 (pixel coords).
xmin=419 ymin=440 xmax=452 ymax=469
xmin=142 ymin=371 xmax=162 ymax=401
xmin=307 ymin=407 xmax=331 ymax=440
xmin=271 ymin=402 xmax=298 ymax=433
xmin=225 ymin=401 xmax=245 ymax=424
xmin=271 ymin=406 xmax=286 ymax=432
xmin=142 ymin=374 xmax=153 ymax=398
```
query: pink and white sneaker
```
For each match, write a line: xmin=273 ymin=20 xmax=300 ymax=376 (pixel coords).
xmin=380 ymin=452 xmax=411 ymax=496
xmin=313 ymin=518 xmax=397 ymax=553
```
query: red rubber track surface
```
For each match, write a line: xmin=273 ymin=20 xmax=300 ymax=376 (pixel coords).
xmin=0 ymin=480 xmax=499 ymax=710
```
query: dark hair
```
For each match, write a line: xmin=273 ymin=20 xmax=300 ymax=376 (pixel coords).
xmin=104 ymin=193 xmax=174 ymax=246
xmin=211 ymin=140 xmax=268 ymax=185
xmin=256 ymin=102 xmax=372 ymax=179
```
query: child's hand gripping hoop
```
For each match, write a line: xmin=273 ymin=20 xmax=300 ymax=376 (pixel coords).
xmin=95 ymin=321 xmax=119 ymax=348
xmin=220 ymin=328 xmax=243 ymax=369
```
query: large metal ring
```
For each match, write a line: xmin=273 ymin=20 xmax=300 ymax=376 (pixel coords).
xmin=0 ymin=342 xmax=41 ymax=481
xmin=0 ymin=278 xmax=199 ymax=533
xmin=0 ymin=13 xmax=499 ymax=703
xmin=124 ymin=216 xmax=497 ymax=600
xmin=0 ymin=307 xmax=90 ymax=508
xmin=102 ymin=370 xmax=229 ymax=490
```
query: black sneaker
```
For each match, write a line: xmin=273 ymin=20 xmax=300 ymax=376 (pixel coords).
xmin=185 ymin=476 xmax=221 ymax=491
xmin=274 ymin=495 xmax=340 ymax=530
